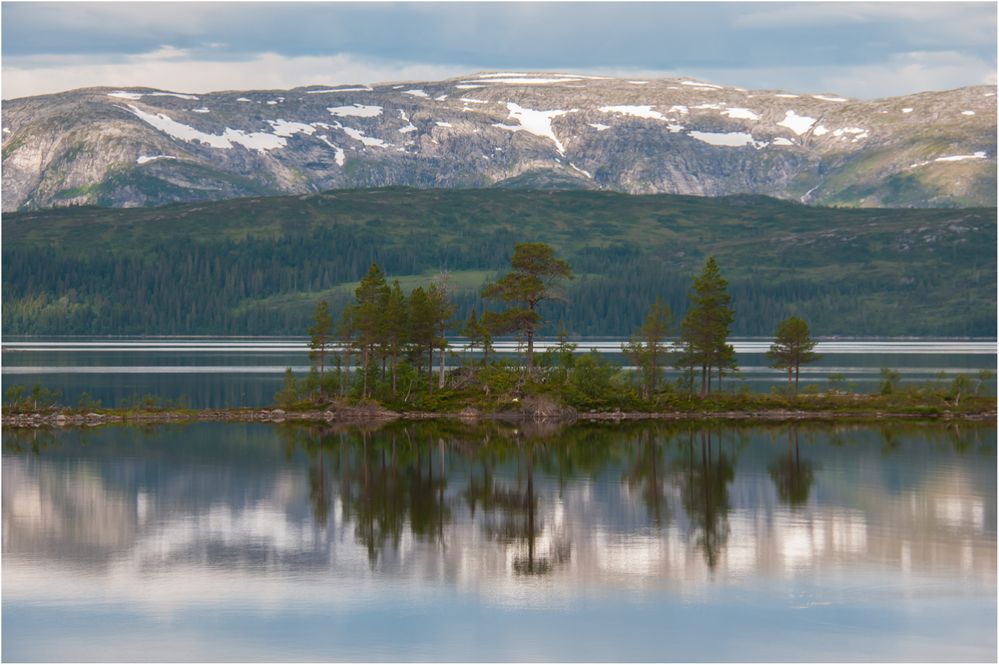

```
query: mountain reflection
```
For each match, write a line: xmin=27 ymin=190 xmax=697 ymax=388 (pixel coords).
xmin=2 ymin=421 xmax=995 ymax=609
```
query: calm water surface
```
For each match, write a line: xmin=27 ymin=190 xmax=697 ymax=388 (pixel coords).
xmin=2 ymin=336 xmax=995 ymax=408
xmin=2 ymin=421 xmax=995 ymax=661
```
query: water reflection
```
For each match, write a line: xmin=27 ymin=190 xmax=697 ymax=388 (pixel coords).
xmin=769 ymin=428 xmax=816 ymax=509
xmin=2 ymin=421 xmax=996 ymax=661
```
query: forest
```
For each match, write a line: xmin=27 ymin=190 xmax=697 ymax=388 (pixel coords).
xmin=3 ymin=188 xmax=996 ymax=336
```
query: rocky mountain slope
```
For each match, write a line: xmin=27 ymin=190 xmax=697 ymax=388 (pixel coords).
xmin=2 ymin=72 xmax=995 ymax=211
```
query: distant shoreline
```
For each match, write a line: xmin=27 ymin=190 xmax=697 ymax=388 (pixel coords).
xmin=3 ymin=405 xmax=996 ymax=429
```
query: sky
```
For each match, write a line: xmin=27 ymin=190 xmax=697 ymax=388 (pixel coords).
xmin=2 ymin=2 xmax=996 ymax=100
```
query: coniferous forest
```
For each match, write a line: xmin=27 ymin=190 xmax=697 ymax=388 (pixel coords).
xmin=3 ymin=188 xmax=995 ymax=336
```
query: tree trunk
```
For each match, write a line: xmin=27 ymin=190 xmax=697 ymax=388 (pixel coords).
xmin=794 ymin=364 xmax=800 ymax=393
xmin=527 ymin=329 xmax=535 ymax=373
xmin=428 ymin=348 xmax=434 ymax=394
xmin=391 ymin=354 xmax=397 ymax=395
xmin=362 ymin=345 xmax=369 ymax=398
xmin=700 ymin=364 xmax=708 ymax=397
xmin=438 ymin=341 xmax=446 ymax=389
xmin=526 ymin=301 xmax=536 ymax=374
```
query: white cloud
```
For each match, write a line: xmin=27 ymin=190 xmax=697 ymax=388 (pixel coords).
xmin=733 ymin=3 xmax=996 ymax=45
xmin=2 ymin=47 xmax=995 ymax=101
xmin=2 ymin=50 xmax=469 ymax=100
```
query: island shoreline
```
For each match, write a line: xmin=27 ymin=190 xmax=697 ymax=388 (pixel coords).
xmin=3 ymin=407 xmax=996 ymax=429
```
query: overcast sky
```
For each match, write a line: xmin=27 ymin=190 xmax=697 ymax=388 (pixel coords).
xmin=2 ymin=2 xmax=996 ymax=100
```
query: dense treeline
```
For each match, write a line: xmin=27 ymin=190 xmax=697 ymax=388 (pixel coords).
xmin=4 ymin=236 xmax=994 ymax=336
xmin=4 ymin=188 xmax=995 ymax=336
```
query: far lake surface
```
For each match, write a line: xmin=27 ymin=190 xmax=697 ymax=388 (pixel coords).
xmin=2 ymin=336 xmax=996 ymax=409
xmin=2 ymin=421 xmax=995 ymax=661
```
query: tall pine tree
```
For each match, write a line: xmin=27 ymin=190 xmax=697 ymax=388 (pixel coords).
xmin=678 ymin=257 xmax=735 ymax=397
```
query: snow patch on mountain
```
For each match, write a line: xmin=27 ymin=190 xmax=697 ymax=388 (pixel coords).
xmin=721 ymin=107 xmax=760 ymax=120
xmin=327 ymin=104 xmax=383 ymax=118
xmin=681 ymin=80 xmax=723 ymax=89
xmin=588 ymin=123 xmax=611 ymax=131
xmin=465 ymin=77 xmax=581 ymax=85
xmin=340 ymin=126 xmax=389 ymax=148
xmin=404 ymin=89 xmax=429 ymax=98
xmin=269 ymin=120 xmax=316 ymax=137
xmin=598 ymin=105 xmax=667 ymax=121
xmin=397 ymin=110 xmax=417 ymax=134
xmin=136 ymin=155 xmax=177 ymax=165
xmin=494 ymin=103 xmax=573 ymax=154
xmin=909 ymin=151 xmax=987 ymax=168
xmin=317 ymin=136 xmax=346 ymax=166
xmin=108 ymin=90 xmax=199 ymax=101
xmin=123 ymin=105 xmax=286 ymax=152
xmin=778 ymin=111 xmax=816 ymax=135
xmin=689 ymin=130 xmax=767 ymax=148
xmin=307 ymin=86 xmax=373 ymax=93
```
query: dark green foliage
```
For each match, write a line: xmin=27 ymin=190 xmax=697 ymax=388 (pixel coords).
xmin=678 ymin=257 xmax=736 ymax=397
xmin=880 ymin=368 xmax=902 ymax=395
xmin=565 ymin=351 xmax=621 ymax=407
xmin=3 ymin=188 xmax=994 ymax=336
xmin=308 ymin=300 xmax=333 ymax=380
xmin=622 ymin=297 xmax=673 ymax=398
xmin=482 ymin=242 xmax=573 ymax=370
xmin=766 ymin=316 xmax=821 ymax=394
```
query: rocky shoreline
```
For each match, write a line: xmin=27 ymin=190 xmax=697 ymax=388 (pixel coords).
xmin=3 ymin=406 xmax=996 ymax=428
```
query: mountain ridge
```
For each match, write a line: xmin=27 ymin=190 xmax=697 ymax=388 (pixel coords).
xmin=2 ymin=71 xmax=995 ymax=211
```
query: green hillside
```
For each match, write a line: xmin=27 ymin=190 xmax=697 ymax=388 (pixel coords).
xmin=3 ymin=188 xmax=995 ymax=336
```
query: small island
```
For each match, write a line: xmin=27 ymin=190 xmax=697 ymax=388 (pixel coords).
xmin=4 ymin=244 xmax=995 ymax=429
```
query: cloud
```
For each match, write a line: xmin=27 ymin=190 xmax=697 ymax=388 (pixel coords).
xmin=1 ymin=3 xmax=995 ymax=99
xmin=734 ymin=1 xmax=992 ymax=34
xmin=3 ymin=46 xmax=996 ymax=101
xmin=1 ymin=51 xmax=472 ymax=99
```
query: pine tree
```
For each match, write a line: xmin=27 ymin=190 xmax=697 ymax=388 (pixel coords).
xmin=679 ymin=257 xmax=735 ymax=397
xmin=308 ymin=300 xmax=333 ymax=379
xmin=623 ymin=296 xmax=673 ymax=397
xmin=382 ymin=280 xmax=409 ymax=394
xmin=408 ymin=286 xmax=437 ymax=390
xmin=463 ymin=308 xmax=483 ymax=362
xmin=767 ymin=316 xmax=820 ymax=393
xmin=430 ymin=273 xmax=456 ymax=390
xmin=347 ymin=264 xmax=388 ymax=398
xmin=482 ymin=243 xmax=573 ymax=373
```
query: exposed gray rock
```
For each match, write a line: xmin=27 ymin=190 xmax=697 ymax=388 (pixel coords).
xmin=2 ymin=72 xmax=995 ymax=210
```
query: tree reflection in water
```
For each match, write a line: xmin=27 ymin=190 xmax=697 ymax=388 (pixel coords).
xmin=266 ymin=419 xmax=993 ymax=574
xmin=768 ymin=427 xmax=816 ymax=509
xmin=674 ymin=429 xmax=735 ymax=570
xmin=625 ymin=428 xmax=670 ymax=529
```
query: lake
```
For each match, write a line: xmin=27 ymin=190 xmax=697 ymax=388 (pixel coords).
xmin=2 ymin=420 xmax=995 ymax=661
xmin=2 ymin=336 xmax=995 ymax=409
